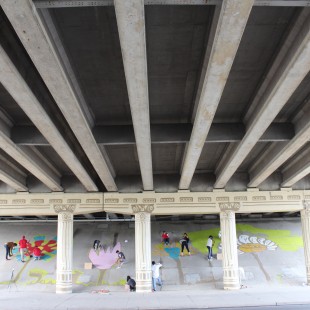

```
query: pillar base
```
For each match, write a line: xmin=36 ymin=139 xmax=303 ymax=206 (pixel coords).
xmin=56 ymin=283 xmax=72 ymax=294
xmin=223 ymin=285 xmax=240 ymax=290
xmin=136 ymin=287 xmax=152 ymax=293
xmin=136 ymin=279 xmax=152 ymax=293
xmin=223 ymin=277 xmax=240 ymax=290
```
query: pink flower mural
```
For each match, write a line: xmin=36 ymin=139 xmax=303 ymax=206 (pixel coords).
xmin=89 ymin=242 xmax=121 ymax=269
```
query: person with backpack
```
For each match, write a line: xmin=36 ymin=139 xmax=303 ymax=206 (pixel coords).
xmin=116 ymin=250 xmax=126 ymax=268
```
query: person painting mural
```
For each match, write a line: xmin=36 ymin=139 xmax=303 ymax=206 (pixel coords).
xmin=206 ymin=235 xmax=214 ymax=261
xmin=4 ymin=242 xmax=17 ymax=260
xmin=180 ymin=233 xmax=191 ymax=256
xmin=19 ymin=235 xmax=28 ymax=262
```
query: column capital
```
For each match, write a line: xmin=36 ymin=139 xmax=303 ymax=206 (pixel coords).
xmin=302 ymin=200 xmax=310 ymax=218
xmin=53 ymin=204 xmax=76 ymax=220
xmin=220 ymin=209 xmax=235 ymax=219
xmin=131 ymin=204 xmax=154 ymax=214
xmin=219 ymin=202 xmax=240 ymax=212
xmin=303 ymin=200 xmax=310 ymax=209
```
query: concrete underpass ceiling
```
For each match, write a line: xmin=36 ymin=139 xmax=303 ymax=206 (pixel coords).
xmin=0 ymin=1 xmax=309 ymax=197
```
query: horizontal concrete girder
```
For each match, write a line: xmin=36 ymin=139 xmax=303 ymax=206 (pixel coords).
xmin=11 ymin=123 xmax=295 ymax=145
xmin=33 ymin=0 xmax=310 ymax=8
xmin=114 ymin=0 xmax=153 ymax=191
xmin=179 ymin=0 xmax=254 ymax=190
xmin=0 ymin=0 xmax=117 ymax=192
xmin=215 ymin=8 xmax=310 ymax=189
xmin=0 ymin=190 xmax=306 ymax=216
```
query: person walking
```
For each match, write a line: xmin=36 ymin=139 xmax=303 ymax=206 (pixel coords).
xmin=180 ymin=233 xmax=190 ymax=256
xmin=19 ymin=235 xmax=28 ymax=262
xmin=206 ymin=235 xmax=214 ymax=260
xmin=116 ymin=250 xmax=126 ymax=268
xmin=151 ymin=261 xmax=162 ymax=292
xmin=4 ymin=242 xmax=17 ymax=260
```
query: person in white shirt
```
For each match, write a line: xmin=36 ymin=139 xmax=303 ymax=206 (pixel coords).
xmin=206 ymin=236 xmax=214 ymax=260
xmin=151 ymin=261 xmax=162 ymax=291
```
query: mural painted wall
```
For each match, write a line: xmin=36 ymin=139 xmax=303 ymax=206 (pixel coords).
xmin=0 ymin=223 xmax=305 ymax=289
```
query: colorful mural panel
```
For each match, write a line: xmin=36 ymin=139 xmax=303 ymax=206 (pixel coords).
xmin=89 ymin=242 xmax=121 ymax=269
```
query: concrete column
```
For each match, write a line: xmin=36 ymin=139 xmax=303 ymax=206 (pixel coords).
xmin=132 ymin=204 xmax=154 ymax=293
xmin=219 ymin=202 xmax=240 ymax=290
xmin=301 ymin=201 xmax=310 ymax=285
xmin=54 ymin=204 xmax=76 ymax=294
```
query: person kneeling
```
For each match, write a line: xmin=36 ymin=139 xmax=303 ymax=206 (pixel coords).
xmin=33 ymin=246 xmax=42 ymax=260
xmin=126 ymin=276 xmax=136 ymax=292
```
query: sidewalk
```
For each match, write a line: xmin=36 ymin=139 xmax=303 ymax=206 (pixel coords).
xmin=1 ymin=285 xmax=310 ymax=309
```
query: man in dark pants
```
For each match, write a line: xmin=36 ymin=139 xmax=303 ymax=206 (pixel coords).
xmin=4 ymin=242 xmax=17 ymax=260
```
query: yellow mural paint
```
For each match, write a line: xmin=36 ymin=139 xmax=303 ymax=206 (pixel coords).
xmin=236 ymin=224 xmax=303 ymax=252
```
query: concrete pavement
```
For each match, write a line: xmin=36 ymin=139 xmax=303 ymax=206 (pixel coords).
xmin=1 ymin=286 xmax=310 ymax=309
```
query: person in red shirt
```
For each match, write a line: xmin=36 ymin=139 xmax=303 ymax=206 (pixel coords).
xmin=161 ymin=231 xmax=170 ymax=245
xmin=33 ymin=246 xmax=42 ymax=260
xmin=19 ymin=235 xmax=28 ymax=262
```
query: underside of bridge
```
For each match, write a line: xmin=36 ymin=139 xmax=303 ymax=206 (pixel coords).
xmin=0 ymin=0 xmax=310 ymax=220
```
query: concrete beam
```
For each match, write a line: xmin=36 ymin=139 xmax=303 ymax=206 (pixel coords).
xmin=0 ymin=190 xmax=307 ymax=216
xmin=0 ymin=157 xmax=28 ymax=191
xmin=114 ymin=0 xmax=153 ymax=190
xmin=0 ymin=0 xmax=117 ymax=191
xmin=0 ymin=193 xmax=104 ymax=216
xmin=12 ymin=122 xmax=294 ymax=145
xmin=0 ymin=117 xmax=62 ymax=191
xmin=103 ymin=190 xmax=307 ymax=215
xmin=215 ymin=8 xmax=310 ymax=189
xmin=281 ymin=146 xmax=310 ymax=187
xmin=246 ymin=13 xmax=310 ymax=188
xmin=33 ymin=0 xmax=310 ymax=8
xmin=39 ymin=8 xmax=116 ymax=181
xmin=0 ymin=133 xmax=62 ymax=191
xmin=0 ymin=43 xmax=97 ymax=191
xmin=179 ymin=0 xmax=254 ymax=189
